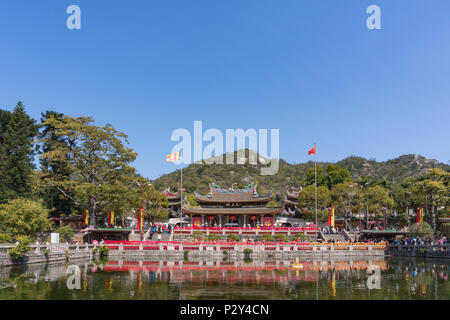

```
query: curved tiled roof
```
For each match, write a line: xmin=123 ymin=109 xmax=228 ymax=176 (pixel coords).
xmin=195 ymin=191 xmax=272 ymax=203
xmin=182 ymin=206 xmax=283 ymax=215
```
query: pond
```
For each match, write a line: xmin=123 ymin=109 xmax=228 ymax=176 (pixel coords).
xmin=0 ymin=256 xmax=448 ymax=300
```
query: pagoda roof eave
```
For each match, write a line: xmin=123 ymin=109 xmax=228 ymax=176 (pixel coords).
xmin=195 ymin=194 xmax=272 ymax=203
xmin=182 ymin=207 xmax=283 ymax=215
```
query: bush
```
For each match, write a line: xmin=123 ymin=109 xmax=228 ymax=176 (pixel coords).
xmin=207 ymin=234 xmax=221 ymax=241
xmin=0 ymin=233 xmax=12 ymax=243
xmin=409 ymin=222 xmax=434 ymax=238
xmin=8 ymin=236 xmax=32 ymax=261
xmin=275 ymin=234 xmax=288 ymax=242
xmin=260 ymin=234 xmax=274 ymax=242
xmin=0 ymin=198 xmax=51 ymax=239
xmin=54 ymin=226 xmax=75 ymax=243
xmin=294 ymin=233 xmax=308 ymax=242
xmin=98 ymin=245 xmax=109 ymax=258
xmin=227 ymin=234 xmax=240 ymax=242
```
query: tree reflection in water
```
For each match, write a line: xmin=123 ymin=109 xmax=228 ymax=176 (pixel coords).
xmin=0 ymin=257 xmax=448 ymax=300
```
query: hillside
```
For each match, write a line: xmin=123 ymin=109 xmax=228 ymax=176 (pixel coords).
xmin=151 ymin=150 xmax=450 ymax=196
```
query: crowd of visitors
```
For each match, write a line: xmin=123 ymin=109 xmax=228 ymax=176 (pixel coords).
xmin=149 ymin=223 xmax=172 ymax=241
xmin=391 ymin=236 xmax=447 ymax=246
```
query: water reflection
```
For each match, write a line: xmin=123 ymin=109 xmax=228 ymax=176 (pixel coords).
xmin=0 ymin=257 xmax=448 ymax=300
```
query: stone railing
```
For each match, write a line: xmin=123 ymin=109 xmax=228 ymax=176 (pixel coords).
xmin=173 ymin=227 xmax=318 ymax=237
xmin=103 ymin=241 xmax=386 ymax=254
xmin=0 ymin=242 xmax=100 ymax=267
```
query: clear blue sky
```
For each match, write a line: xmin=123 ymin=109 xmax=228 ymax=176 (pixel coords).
xmin=1 ymin=0 xmax=449 ymax=179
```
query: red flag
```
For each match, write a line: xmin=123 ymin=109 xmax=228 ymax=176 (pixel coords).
xmin=308 ymin=145 xmax=316 ymax=156
xmin=328 ymin=208 xmax=331 ymax=226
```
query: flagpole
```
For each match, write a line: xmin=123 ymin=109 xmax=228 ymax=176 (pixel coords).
xmin=180 ymin=152 xmax=183 ymax=220
xmin=314 ymin=143 xmax=318 ymax=230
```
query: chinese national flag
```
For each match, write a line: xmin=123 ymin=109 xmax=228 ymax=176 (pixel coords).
xmin=308 ymin=145 xmax=316 ymax=156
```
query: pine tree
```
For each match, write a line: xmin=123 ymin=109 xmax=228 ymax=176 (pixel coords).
xmin=0 ymin=109 xmax=12 ymax=199
xmin=0 ymin=102 xmax=37 ymax=201
xmin=38 ymin=110 xmax=74 ymax=216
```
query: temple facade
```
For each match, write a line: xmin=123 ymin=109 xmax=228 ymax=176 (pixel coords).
xmin=182 ymin=184 xmax=283 ymax=227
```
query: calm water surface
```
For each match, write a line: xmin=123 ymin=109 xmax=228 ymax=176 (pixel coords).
xmin=0 ymin=257 xmax=448 ymax=300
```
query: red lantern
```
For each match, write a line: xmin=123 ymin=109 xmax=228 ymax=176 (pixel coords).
xmin=229 ymin=216 xmax=236 ymax=221
xmin=208 ymin=216 xmax=215 ymax=221
xmin=250 ymin=215 xmax=257 ymax=221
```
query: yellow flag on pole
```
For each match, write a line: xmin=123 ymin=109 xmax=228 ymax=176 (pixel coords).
xmin=166 ymin=151 xmax=181 ymax=162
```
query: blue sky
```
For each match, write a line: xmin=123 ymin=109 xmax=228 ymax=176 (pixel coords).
xmin=1 ymin=0 xmax=449 ymax=179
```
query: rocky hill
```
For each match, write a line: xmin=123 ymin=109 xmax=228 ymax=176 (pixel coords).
xmin=151 ymin=150 xmax=449 ymax=196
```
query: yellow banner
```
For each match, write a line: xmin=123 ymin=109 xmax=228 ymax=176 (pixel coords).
xmin=331 ymin=207 xmax=335 ymax=228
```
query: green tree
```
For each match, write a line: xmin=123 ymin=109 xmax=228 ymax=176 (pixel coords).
xmin=38 ymin=111 xmax=74 ymax=216
xmin=409 ymin=222 xmax=434 ymax=238
xmin=185 ymin=194 xmax=199 ymax=207
xmin=411 ymin=168 xmax=449 ymax=231
xmin=39 ymin=115 xmax=137 ymax=226
xmin=305 ymin=167 xmax=325 ymax=187
xmin=326 ymin=164 xmax=352 ymax=189
xmin=266 ymin=200 xmax=281 ymax=207
xmin=54 ymin=226 xmax=75 ymax=242
xmin=0 ymin=198 xmax=51 ymax=240
xmin=331 ymin=183 xmax=358 ymax=226
xmin=0 ymin=109 xmax=11 ymax=146
xmin=143 ymin=183 xmax=169 ymax=221
xmin=0 ymin=102 xmax=37 ymax=201
xmin=298 ymin=185 xmax=330 ymax=209
xmin=362 ymin=185 xmax=394 ymax=222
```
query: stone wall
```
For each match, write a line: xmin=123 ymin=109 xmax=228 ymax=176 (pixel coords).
xmin=387 ymin=244 xmax=450 ymax=259
xmin=0 ymin=243 xmax=97 ymax=267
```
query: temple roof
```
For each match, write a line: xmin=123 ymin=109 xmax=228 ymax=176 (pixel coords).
xmin=195 ymin=192 xmax=272 ymax=203
xmin=283 ymin=199 xmax=297 ymax=206
xmin=162 ymin=187 xmax=181 ymax=199
xmin=287 ymin=191 xmax=300 ymax=200
xmin=182 ymin=207 xmax=283 ymax=215
xmin=195 ymin=183 xmax=271 ymax=203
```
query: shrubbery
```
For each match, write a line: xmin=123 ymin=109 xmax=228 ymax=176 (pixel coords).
xmin=409 ymin=222 xmax=434 ymax=238
xmin=0 ymin=233 xmax=12 ymax=243
xmin=54 ymin=226 xmax=75 ymax=243
xmin=260 ymin=234 xmax=274 ymax=242
xmin=227 ymin=234 xmax=240 ymax=242
xmin=275 ymin=234 xmax=288 ymax=242
xmin=294 ymin=233 xmax=308 ymax=242
xmin=8 ymin=236 xmax=32 ymax=261
xmin=207 ymin=234 xmax=221 ymax=241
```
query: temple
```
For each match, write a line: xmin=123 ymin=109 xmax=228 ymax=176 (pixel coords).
xmin=181 ymin=183 xmax=283 ymax=227
xmin=162 ymin=187 xmax=182 ymax=217
xmin=283 ymin=189 xmax=301 ymax=215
